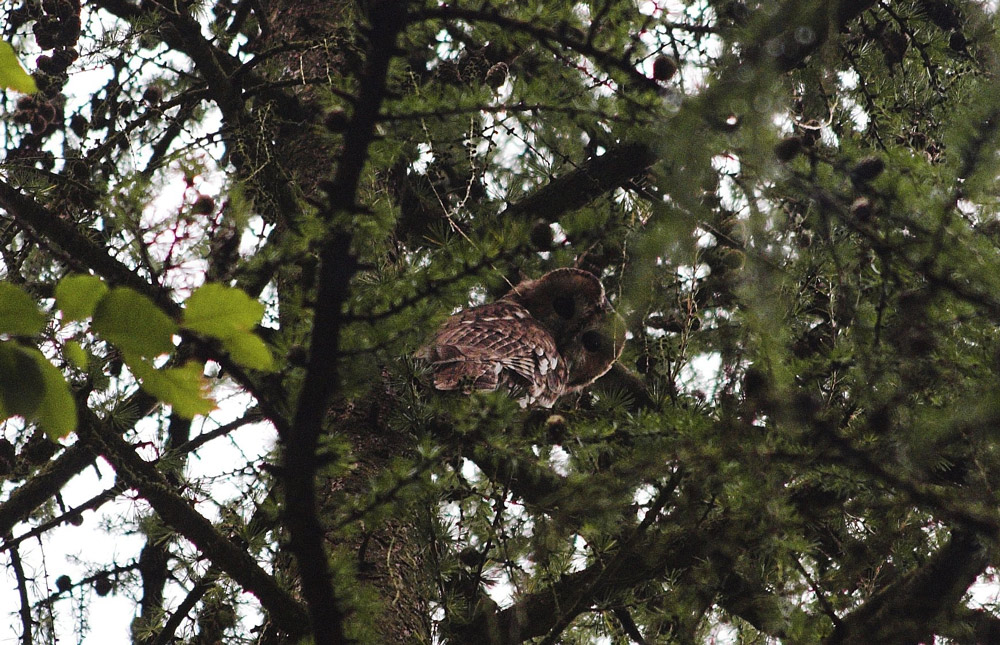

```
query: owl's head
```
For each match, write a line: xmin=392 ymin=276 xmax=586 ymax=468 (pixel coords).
xmin=563 ymin=311 xmax=626 ymax=390
xmin=503 ymin=268 xmax=610 ymax=340
xmin=504 ymin=268 xmax=625 ymax=389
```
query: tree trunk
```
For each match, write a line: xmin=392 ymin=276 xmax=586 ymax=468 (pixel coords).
xmin=255 ymin=3 xmax=432 ymax=642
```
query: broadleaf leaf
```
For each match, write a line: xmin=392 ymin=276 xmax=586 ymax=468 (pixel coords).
xmin=56 ymin=274 xmax=109 ymax=322
xmin=222 ymin=333 xmax=275 ymax=372
xmin=127 ymin=356 xmax=215 ymax=418
xmin=0 ymin=41 xmax=37 ymax=94
xmin=183 ymin=283 xmax=265 ymax=339
xmin=0 ymin=283 xmax=46 ymax=336
xmin=0 ymin=342 xmax=44 ymax=417
xmin=92 ymin=288 xmax=177 ymax=357
xmin=64 ymin=340 xmax=89 ymax=370
xmin=29 ymin=349 xmax=77 ymax=439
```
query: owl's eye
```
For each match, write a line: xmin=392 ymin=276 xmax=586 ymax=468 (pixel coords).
xmin=553 ymin=295 xmax=576 ymax=319
xmin=581 ymin=330 xmax=603 ymax=352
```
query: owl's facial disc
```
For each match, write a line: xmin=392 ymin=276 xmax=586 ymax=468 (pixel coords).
xmin=553 ymin=294 xmax=576 ymax=319
xmin=581 ymin=329 xmax=604 ymax=352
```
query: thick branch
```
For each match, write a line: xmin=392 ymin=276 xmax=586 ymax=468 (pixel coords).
xmin=459 ymin=511 xmax=820 ymax=644
xmin=940 ymin=607 xmax=1000 ymax=643
xmin=0 ymin=443 xmax=96 ymax=537
xmin=474 ymin=523 xmax=701 ymax=643
xmin=75 ymin=408 xmax=309 ymax=638
xmin=281 ymin=3 xmax=407 ymax=643
xmin=148 ymin=569 xmax=220 ymax=645
xmin=0 ymin=179 xmax=153 ymax=294
xmin=826 ymin=528 xmax=988 ymax=644
xmin=499 ymin=143 xmax=657 ymax=225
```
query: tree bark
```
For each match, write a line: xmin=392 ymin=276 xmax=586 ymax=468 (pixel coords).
xmin=257 ymin=3 xmax=433 ymax=642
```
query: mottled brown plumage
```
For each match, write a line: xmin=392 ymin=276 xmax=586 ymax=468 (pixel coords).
xmin=416 ymin=268 xmax=624 ymax=407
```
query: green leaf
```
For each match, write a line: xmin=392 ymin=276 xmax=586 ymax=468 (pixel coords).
xmin=0 ymin=343 xmax=76 ymax=438
xmin=222 ymin=333 xmax=275 ymax=372
xmin=183 ymin=283 xmax=265 ymax=339
xmin=0 ymin=282 xmax=46 ymax=336
xmin=127 ymin=356 xmax=215 ymax=418
xmin=92 ymin=288 xmax=177 ymax=357
xmin=64 ymin=340 xmax=88 ymax=370
xmin=0 ymin=41 xmax=37 ymax=94
xmin=182 ymin=283 xmax=274 ymax=371
xmin=0 ymin=342 xmax=45 ymax=417
xmin=29 ymin=349 xmax=77 ymax=439
xmin=56 ymin=274 xmax=109 ymax=322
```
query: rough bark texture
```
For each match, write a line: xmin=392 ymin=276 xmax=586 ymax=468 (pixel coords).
xmin=257 ymin=3 xmax=432 ymax=642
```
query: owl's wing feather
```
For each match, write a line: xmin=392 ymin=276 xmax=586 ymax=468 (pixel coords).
xmin=418 ymin=269 xmax=623 ymax=407
xmin=418 ymin=301 xmax=567 ymax=406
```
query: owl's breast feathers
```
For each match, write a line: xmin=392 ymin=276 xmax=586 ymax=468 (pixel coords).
xmin=415 ymin=300 xmax=568 ymax=407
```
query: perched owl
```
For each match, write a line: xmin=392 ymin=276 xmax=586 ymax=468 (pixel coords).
xmin=415 ymin=268 xmax=625 ymax=407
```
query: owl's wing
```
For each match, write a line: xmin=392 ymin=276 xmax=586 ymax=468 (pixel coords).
xmin=416 ymin=301 xmax=567 ymax=407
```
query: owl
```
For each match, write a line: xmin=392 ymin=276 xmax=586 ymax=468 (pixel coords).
xmin=415 ymin=268 xmax=624 ymax=407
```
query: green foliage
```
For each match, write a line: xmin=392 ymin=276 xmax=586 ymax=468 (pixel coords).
xmin=126 ymin=358 xmax=214 ymax=419
xmin=183 ymin=283 xmax=264 ymax=337
xmin=214 ymin=331 xmax=274 ymax=372
xmin=0 ymin=283 xmax=76 ymax=438
xmin=183 ymin=283 xmax=274 ymax=371
xmin=0 ymin=282 xmax=46 ymax=335
xmin=0 ymin=40 xmax=36 ymax=94
xmin=92 ymin=287 xmax=178 ymax=357
xmin=62 ymin=340 xmax=88 ymax=370
xmin=55 ymin=274 xmax=108 ymax=322
xmin=0 ymin=342 xmax=45 ymax=418
xmin=26 ymin=347 xmax=77 ymax=439
xmin=0 ymin=276 xmax=272 ymax=435
xmin=0 ymin=343 xmax=75 ymax=439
